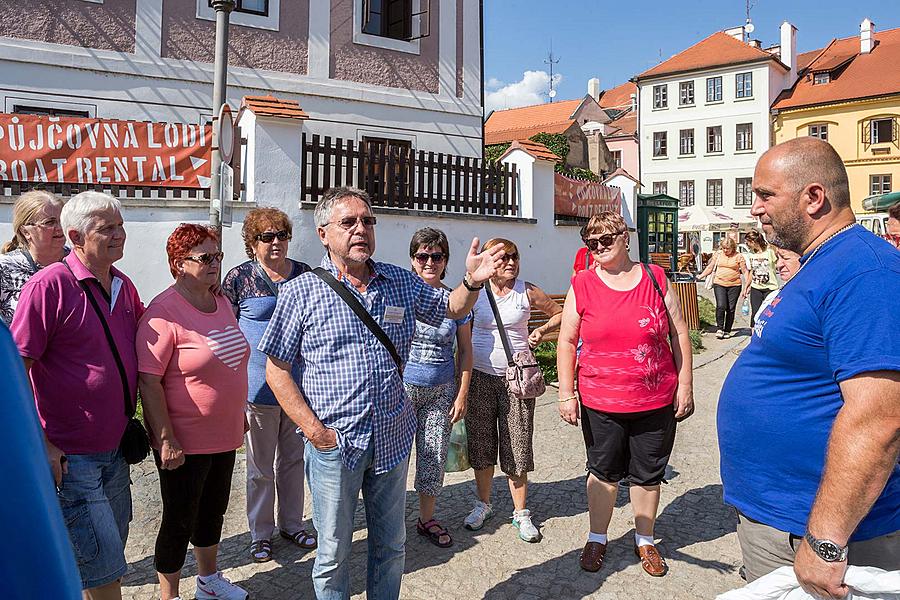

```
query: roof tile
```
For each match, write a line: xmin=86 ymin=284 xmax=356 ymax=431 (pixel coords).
xmin=501 ymin=139 xmax=561 ymax=163
xmin=637 ymin=31 xmax=783 ymax=79
xmin=241 ymin=95 xmax=309 ymax=120
xmin=485 ymin=99 xmax=582 ymax=145
xmin=598 ymin=82 xmax=637 ymax=110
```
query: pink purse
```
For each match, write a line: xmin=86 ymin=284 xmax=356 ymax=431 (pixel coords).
xmin=484 ymin=287 xmax=546 ymax=399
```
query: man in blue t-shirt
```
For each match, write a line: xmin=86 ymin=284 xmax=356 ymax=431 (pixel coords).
xmin=718 ymin=137 xmax=900 ymax=598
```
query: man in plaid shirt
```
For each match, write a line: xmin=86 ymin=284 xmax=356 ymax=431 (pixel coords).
xmin=260 ymin=186 xmax=504 ymax=600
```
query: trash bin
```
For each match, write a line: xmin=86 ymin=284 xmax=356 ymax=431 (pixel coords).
xmin=671 ymin=273 xmax=700 ymax=331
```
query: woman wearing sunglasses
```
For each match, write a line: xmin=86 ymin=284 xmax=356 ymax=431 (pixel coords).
xmin=403 ymin=227 xmax=474 ymax=548
xmin=137 ymin=223 xmax=251 ymax=600
xmin=557 ymin=212 xmax=694 ymax=578
xmin=221 ymin=208 xmax=316 ymax=563
xmin=464 ymin=238 xmax=562 ymax=542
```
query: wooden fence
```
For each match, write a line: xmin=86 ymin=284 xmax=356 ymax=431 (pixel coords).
xmin=301 ymin=134 xmax=519 ymax=217
xmin=0 ymin=181 xmax=210 ymax=201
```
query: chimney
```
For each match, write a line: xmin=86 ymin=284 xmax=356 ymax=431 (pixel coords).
xmin=861 ymin=18 xmax=875 ymax=54
xmin=724 ymin=26 xmax=745 ymax=41
xmin=780 ymin=21 xmax=797 ymax=83
xmin=587 ymin=78 xmax=601 ymax=103
xmin=629 ymin=93 xmax=637 ymax=112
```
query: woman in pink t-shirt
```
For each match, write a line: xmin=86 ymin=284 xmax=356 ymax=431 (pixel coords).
xmin=556 ymin=212 xmax=694 ymax=578
xmin=136 ymin=224 xmax=250 ymax=600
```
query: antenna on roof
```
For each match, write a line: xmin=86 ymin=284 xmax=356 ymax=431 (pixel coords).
xmin=544 ymin=40 xmax=560 ymax=103
xmin=744 ymin=0 xmax=757 ymax=41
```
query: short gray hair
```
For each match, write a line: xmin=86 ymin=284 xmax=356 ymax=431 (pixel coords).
xmin=314 ymin=186 xmax=372 ymax=227
xmin=61 ymin=191 xmax=122 ymax=239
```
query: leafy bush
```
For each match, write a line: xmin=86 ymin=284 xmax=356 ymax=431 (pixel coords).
xmin=689 ymin=329 xmax=704 ymax=354
xmin=534 ymin=341 xmax=558 ymax=383
xmin=698 ymin=296 xmax=716 ymax=329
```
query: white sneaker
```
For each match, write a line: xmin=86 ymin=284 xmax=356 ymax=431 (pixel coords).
xmin=195 ymin=572 xmax=248 ymax=600
xmin=512 ymin=509 xmax=541 ymax=542
xmin=463 ymin=500 xmax=494 ymax=530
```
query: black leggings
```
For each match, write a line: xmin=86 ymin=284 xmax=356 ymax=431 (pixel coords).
xmin=748 ymin=287 xmax=770 ymax=328
xmin=713 ymin=284 xmax=742 ymax=332
xmin=153 ymin=450 xmax=236 ymax=574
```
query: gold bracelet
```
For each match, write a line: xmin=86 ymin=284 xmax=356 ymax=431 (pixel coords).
xmin=558 ymin=395 xmax=577 ymax=403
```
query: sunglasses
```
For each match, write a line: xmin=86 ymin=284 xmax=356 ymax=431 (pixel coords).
xmin=184 ymin=252 xmax=224 ymax=265
xmin=255 ymin=230 xmax=291 ymax=243
xmin=328 ymin=216 xmax=377 ymax=230
xmin=584 ymin=232 xmax=624 ymax=251
xmin=414 ymin=252 xmax=446 ymax=264
xmin=501 ymin=252 xmax=519 ymax=262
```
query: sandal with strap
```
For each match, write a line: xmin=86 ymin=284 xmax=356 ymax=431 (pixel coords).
xmin=249 ymin=539 xmax=272 ymax=563
xmin=280 ymin=529 xmax=318 ymax=550
xmin=416 ymin=518 xmax=453 ymax=548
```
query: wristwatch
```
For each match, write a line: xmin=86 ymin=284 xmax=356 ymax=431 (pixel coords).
xmin=804 ymin=532 xmax=848 ymax=562
xmin=462 ymin=273 xmax=484 ymax=291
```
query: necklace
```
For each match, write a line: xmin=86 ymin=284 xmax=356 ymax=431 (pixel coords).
xmin=791 ymin=223 xmax=857 ymax=280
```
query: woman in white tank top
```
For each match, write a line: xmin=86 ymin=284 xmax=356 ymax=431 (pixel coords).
xmin=463 ymin=238 xmax=563 ymax=542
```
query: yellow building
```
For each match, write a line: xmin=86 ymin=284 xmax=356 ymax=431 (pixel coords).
xmin=772 ymin=20 xmax=900 ymax=212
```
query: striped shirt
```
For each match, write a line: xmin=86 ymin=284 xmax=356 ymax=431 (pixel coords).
xmin=258 ymin=255 xmax=449 ymax=473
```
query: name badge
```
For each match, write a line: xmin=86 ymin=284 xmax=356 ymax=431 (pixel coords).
xmin=384 ymin=305 xmax=405 ymax=324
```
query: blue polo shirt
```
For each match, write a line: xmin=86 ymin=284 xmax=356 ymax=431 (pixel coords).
xmin=718 ymin=225 xmax=900 ymax=541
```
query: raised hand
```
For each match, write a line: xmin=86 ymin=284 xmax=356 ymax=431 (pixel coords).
xmin=465 ymin=238 xmax=505 ymax=284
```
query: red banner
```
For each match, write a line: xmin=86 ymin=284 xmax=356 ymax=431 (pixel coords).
xmin=554 ymin=173 xmax=622 ymax=218
xmin=0 ymin=114 xmax=212 ymax=187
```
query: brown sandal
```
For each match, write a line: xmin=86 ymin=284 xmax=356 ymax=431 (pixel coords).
xmin=417 ymin=518 xmax=453 ymax=548
xmin=249 ymin=539 xmax=272 ymax=563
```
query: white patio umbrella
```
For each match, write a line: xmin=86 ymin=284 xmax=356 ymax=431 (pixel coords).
xmin=678 ymin=206 xmax=756 ymax=231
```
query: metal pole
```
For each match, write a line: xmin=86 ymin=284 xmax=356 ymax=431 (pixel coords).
xmin=209 ymin=0 xmax=234 ymax=237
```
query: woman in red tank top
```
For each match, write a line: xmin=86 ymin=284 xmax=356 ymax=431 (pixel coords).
xmin=556 ymin=212 xmax=695 ymax=577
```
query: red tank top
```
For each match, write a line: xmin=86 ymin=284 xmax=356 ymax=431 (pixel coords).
xmin=573 ymin=264 xmax=678 ymax=413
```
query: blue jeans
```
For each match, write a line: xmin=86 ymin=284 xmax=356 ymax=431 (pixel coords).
xmin=56 ymin=450 xmax=131 ymax=589
xmin=304 ymin=441 xmax=409 ymax=600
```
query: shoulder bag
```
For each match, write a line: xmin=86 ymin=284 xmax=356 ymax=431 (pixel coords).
xmin=704 ymin=251 xmax=719 ymax=290
xmin=63 ymin=262 xmax=149 ymax=465
xmin=312 ymin=267 xmax=403 ymax=374
xmin=484 ymin=285 xmax=545 ymax=399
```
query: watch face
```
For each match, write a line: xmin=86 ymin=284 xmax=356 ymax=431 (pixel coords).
xmin=817 ymin=541 xmax=842 ymax=561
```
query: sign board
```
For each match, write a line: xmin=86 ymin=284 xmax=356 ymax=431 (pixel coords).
xmin=554 ymin=173 xmax=622 ymax=218
xmin=0 ymin=114 xmax=212 ymax=187
xmin=218 ymin=162 xmax=234 ymax=228
xmin=216 ymin=104 xmax=234 ymax=165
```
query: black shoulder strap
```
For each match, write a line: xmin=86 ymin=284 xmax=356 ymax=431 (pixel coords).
xmin=63 ymin=262 xmax=134 ymax=418
xmin=484 ymin=285 xmax=515 ymax=366
xmin=312 ymin=267 xmax=403 ymax=373
xmin=253 ymin=260 xmax=280 ymax=297
xmin=641 ymin=263 xmax=666 ymax=303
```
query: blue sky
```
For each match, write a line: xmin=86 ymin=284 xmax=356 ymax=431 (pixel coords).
xmin=483 ymin=0 xmax=899 ymax=112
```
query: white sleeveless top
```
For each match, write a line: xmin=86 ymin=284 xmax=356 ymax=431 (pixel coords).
xmin=471 ymin=279 xmax=531 ymax=376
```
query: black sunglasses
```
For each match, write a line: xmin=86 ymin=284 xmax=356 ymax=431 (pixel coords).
xmin=255 ymin=230 xmax=291 ymax=243
xmin=584 ymin=232 xmax=624 ymax=251
xmin=184 ymin=252 xmax=224 ymax=265
xmin=501 ymin=252 xmax=519 ymax=262
xmin=413 ymin=252 xmax=446 ymax=264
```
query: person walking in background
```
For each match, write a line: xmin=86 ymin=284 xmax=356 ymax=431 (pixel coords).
xmin=887 ymin=202 xmax=900 ymax=249
xmin=556 ymin=212 xmax=694 ymax=577
xmin=571 ymin=225 xmax=595 ymax=276
xmin=718 ymin=137 xmax=900 ymax=598
xmin=741 ymin=230 xmax=778 ymax=328
xmin=222 ymin=208 xmax=316 ymax=563
xmin=0 ymin=190 xmax=67 ymax=324
xmin=753 ymin=246 xmax=800 ymax=326
xmin=463 ymin=238 xmax=562 ymax=543
xmin=137 ymin=224 xmax=251 ymax=600
xmin=404 ymin=227 xmax=474 ymax=548
xmin=697 ymin=237 xmax=749 ymax=339
xmin=11 ymin=191 xmax=143 ymax=600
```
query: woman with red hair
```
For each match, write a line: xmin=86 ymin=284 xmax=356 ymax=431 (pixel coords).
xmin=136 ymin=223 xmax=251 ymax=600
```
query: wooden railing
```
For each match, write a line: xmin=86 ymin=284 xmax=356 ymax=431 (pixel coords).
xmin=0 ymin=181 xmax=210 ymax=201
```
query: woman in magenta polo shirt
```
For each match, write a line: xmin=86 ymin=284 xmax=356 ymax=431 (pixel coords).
xmin=137 ymin=224 xmax=250 ymax=600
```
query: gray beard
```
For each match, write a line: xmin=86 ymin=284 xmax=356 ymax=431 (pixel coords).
xmin=768 ymin=214 xmax=808 ymax=255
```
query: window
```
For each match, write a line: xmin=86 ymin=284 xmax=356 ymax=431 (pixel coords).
xmin=736 ymin=123 xmax=753 ymax=151
xmin=679 ymin=81 xmax=694 ymax=106
xmin=679 ymin=129 xmax=694 ymax=155
xmin=706 ymin=179 xmax=723 ymax=206
xmin=207 ymin=0 xmax=268 ymax=16
xmin=707 ymin=125 xmax=722 ymax=153
xmin=361 ymin=136 xmax=413 ymax=199
xmin=809 ymin=123 xmax=828 ymax=141
xmin=813 ymin=72 xmax=831 ymax=85
xmin=736 ymin=72 xmax=753 ymax=98
xmin=12 ymin=105 xmax=90 ymax=118
xmin=610 ymin=150 xmax=622 ymax=169
xmin=706 ymin=76 xmax=722 ymax=102
xmin=362 ymin=0 xmax=413 ymax=41
xmin=653 ymin=181 xmax=668 ymax=195
xmin=679 ymin=180 xmax=695 ymax=207
xmin=736 ymin=177 xmax=754 ymax=206
xmin=653 ymin=132 xmax=668 ymax=157
xmin=653 ymin=84 xmax=668 ymax=109
xmin=871 ymin=118 xmax=895 ymax=144
xmin=198 ymin=0 xmax=279 ymax=30
xmin=870 ymin=174 xmax=892 ymax=195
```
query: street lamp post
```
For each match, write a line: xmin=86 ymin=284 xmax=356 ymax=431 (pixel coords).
xmin=209 ymin=0 xmax=234 ymax=236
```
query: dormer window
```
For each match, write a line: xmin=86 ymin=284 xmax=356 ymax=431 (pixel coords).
xmin=813 ymin=72 xmax=831 ymax=85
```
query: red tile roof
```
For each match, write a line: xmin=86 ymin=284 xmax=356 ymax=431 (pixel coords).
xmin=605 ymin=112 xmax=637 ymax=138
xmin=500 ymin=139 xmax=561 ymax=163
xmin=241 ymin=95 xmax=309 ymax=120
xmin=598 ymin=82 xmax=637 ymax=110
xmin=637 ymin=31 xmax=784 ymax=80
xmin=773 ymin=26 xmax=900 ymax=110
xmin=484 ymin=99 xmax=582 ymax=145
xmin=603 ymin=168 xmax=640 ymax=185
xmin=797 ymin=49 xmax=821 ymax=71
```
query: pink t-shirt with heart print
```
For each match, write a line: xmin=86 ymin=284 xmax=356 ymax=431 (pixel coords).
xmin=136 ymin=287 xmax=249 ymax=454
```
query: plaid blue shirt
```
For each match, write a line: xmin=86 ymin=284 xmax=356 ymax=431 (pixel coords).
xmin=258 ymin=255 xmax=449 ymax=473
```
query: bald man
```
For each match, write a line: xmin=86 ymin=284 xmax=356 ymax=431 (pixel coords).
xmin=717 ymin=137 xmax=900 ymax=599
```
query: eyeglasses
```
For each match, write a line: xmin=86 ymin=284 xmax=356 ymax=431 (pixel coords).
xmin=29 ymin=218 xmax=60 ymax=229
xmin=327 ymin=216 xmax=377 ymax=230
xmin=255 ymin=230 xmax=291 ymax=243
xmin=584 ymin=232 xmax=624 ymax=251
xmin=413 ymin=252 xmax=446 ymax=264
xmin=184 ymin=252 xmax=224 ymax=265
xmin=501 ymin=252 xmax=519 ymax=262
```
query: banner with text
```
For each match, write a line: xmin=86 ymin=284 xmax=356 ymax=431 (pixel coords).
xmin=0 ymin=114 xmax=212 ymax=187
xmin=554 ymin=173 xmax=622 ymax=218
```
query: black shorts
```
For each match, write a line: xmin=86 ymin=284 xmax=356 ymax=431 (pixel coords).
xmin=580 ymin=404 xmax=676 ymax=486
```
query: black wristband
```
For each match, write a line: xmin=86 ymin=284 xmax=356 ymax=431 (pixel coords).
xmin=462 ymin=275 xmax=484 ymax=291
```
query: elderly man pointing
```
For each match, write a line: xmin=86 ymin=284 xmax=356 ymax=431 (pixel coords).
xmin=259 ymin=186 xmax=505 ymax=600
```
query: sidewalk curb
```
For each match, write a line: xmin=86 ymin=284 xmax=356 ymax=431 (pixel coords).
xmin=694 ymin=335 xmax=750 ymax=369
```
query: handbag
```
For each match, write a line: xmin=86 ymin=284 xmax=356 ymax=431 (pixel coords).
xmin=704 ymin=252 xmax=719 ymax=290
xmin=484 ymin=285 xmax=546 ymax=399
xmin=64 ymin=263 xmax=150 ymax=465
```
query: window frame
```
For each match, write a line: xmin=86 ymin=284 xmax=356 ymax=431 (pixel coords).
xmin=813 ymin=72 xmax=831 ymax=85
xmin=610 ymin=149 xmax=622 ymax=169
xmin=870 ymin=174 xmax=892 ymax=196
xmin=653 ymin=181 xmax=668 ymax=195
xmin=808 ymin=123 xmax=829 ymax=141
xmin=871 ymin=118 xmax=895 ymax=144
xmin=679 ymin=128 xmax=694 ymax=155
xmin=361 ymin=0 xmax=412 ymax=41
xmin=653 ymin=131 xmax=668 ymax=158
xmin=679 ymin=180 xmax=695 ymax=207
xmin=707 ymin=125 xmax=722 ymax=153
xmin=12 ymin=104 xmax=91 ymax=118
xmin=735 ymin=72 xmax=753 ymax=99
xmin=706 ymin=179 xmax=723 ymax=207
xmin=653 ymin=84 xmax=668 ymax=109
xmin=198 ymin=0 xmax=279 ymax=30
xmin=735 ymin=177 xmax=754 ymax=206
xmin=736 ymin=123 xmax=754 ymax=151
xmin=679 ymin=81 xmax=695 ymax=106
xmin=706 ymin=76 xmax=723 ymax=103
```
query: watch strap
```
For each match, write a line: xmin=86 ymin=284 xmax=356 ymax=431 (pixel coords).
xmin=804 ymin=532 xmax=848 ymax=562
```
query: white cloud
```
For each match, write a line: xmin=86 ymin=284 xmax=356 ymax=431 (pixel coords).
xmin=485 ymin=70 xmax=563 ymax=113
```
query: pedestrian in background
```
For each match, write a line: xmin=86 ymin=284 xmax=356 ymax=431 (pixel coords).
xmin=556 ymin=211 xmax=694 ymax=577
xmin=697 ymin=237 xmax=750 ymax=339
xmin=753 ymin=246 xmax=800 ymax=326
xmin=571 ymin=225 xmax=595 ymax=276
xmin=222 ymin=208 xmax=316 ymax=563
xmin=887 ymin=202 xmax=900 ymax=249
xmin=404 ymin=227 xmax=473 ymax=548
xmin=741 ymin=230 xmax=778 ymax=328
xmin=137 ymin=224 xmax=250 ymax=600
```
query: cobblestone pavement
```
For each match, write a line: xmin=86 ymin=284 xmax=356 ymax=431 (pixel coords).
xmin=122 ymin=326 xmax=753 ymax=600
